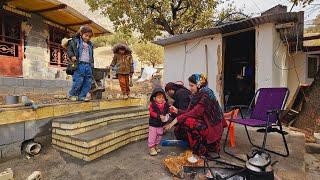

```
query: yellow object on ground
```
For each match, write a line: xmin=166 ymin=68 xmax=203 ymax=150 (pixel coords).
xmin=163 ymin=150 xmax=204 ymax=178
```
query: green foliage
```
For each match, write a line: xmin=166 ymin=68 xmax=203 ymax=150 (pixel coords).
xmin=85 ymin=0 xmax=243 ymax=40
xmin=305 ymin=14 xmax=320 ymax=33
xmin=92 ymin=31 xmax=137 ymax=47
xmin=133 ymin=42 xmax=164 ymax=67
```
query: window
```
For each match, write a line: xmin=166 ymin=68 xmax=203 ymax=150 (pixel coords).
xmin=49 ymin=26 xmax=69 ymax=67
xmin=0 ymin=13 xmax=21 ymax=58
xmin=307 ymin=56 xmax=319 ymax=78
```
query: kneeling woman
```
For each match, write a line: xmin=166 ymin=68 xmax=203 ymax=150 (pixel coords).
xmin=165 ymin=73 xmax=227 ymax=156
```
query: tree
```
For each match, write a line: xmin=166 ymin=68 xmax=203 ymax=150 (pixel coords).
xmin=85 ymin=0 xmax=245 ymax=40
xmin=289 ymin=0 xmax=314 ymax=6
xmin=289 ymin=0 xmax=314 ymax=11
xmin=92 ymin=31 xmax=137 ymax=47
xmin=133 ymin=42 xmax=164 ymax=67
xmin=290 ymin=0 xmax=320 ymax=133
xmin=305 ymin=14 xmax=320 ymax=34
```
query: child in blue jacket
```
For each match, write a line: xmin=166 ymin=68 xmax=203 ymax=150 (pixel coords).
xmin=67 ymin=26 xmax=94 ymax=101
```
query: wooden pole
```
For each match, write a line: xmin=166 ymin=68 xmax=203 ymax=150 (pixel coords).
xmin=205 ymin=44 xmax=209 ymax=77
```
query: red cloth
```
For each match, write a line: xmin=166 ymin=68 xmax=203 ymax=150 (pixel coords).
xmin=177 ymin=103 xmax=225 ymax=146
xmin=149 ymin=101 xmax=165 ymax=118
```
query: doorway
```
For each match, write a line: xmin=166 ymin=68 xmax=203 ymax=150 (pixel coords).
xmin=223 ymin=30 xmax=256 ymax=108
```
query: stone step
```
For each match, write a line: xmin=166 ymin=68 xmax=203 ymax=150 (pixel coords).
xmin=52 ymin=118 xmax=149 ymax=161
xmin=52 ymin=106 xmax=149 ymax=135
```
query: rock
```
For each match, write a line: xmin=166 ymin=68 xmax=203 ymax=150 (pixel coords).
xmin=306 ymin=143 xmax=320 ymax=154
xmin=0 ymin=168 xmax=13 ymax=180
xmin=53 ymin=95 xmax=67 ymax=99
xmin=26 ymin=171 xmax=42 ymax=180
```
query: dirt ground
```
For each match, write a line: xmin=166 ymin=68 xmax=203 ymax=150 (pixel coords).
xmin=1 ymin=128 xmax=320 ymax=180
xmin=0 ymin=139 xmax=180 ymax=180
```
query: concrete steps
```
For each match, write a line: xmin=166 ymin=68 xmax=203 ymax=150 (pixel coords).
xmin=52 ymin=106 xmax=149 ymax=136
xmin=52 ymin=106 xmax=149 ymax=161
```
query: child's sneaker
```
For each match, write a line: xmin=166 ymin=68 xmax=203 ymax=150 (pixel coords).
xmin=80 ymin=97 xmax=91 ymax=102
xmin=155 ymin=146 xmax=161 ymax=153
xmin=149 ymin=148 xmax=157 ymax=156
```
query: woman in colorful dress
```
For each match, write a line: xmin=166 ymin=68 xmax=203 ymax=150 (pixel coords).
xmin=165 ymin=73 xmax=227 ymax=156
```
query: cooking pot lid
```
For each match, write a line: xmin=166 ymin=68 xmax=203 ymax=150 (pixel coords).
xmin=248 ymin=153 xmax=271 ymax=167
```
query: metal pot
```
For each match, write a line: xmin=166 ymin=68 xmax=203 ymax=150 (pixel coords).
xmin=245 ymin=149 xmax=274 ymax=180
xmin=5 ymin=95 xmax=19 ymax=105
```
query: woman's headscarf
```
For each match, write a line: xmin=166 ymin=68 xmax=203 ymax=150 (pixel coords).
xmin=189 ymin=73 xmax=224 ymax=125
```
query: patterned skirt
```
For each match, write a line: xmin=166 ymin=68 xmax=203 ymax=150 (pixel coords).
xmin=174 ymin=117 xmax=209 ymax=156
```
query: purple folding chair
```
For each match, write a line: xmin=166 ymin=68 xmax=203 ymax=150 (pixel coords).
xmin=223 ymin=88 xmax=290 ymax=161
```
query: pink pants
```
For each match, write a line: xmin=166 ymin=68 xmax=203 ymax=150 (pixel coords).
xmin=148 ymin=126 xmax=163 ymax=148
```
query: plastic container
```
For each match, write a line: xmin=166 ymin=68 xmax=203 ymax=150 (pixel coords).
xmin=161 ymin=140 xmax=188 ymax=148
xmin=5 ymin=95 xmax=19 ymax=105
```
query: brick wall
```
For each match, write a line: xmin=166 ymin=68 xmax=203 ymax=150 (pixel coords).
xmin=0 ymin=77 xmax=71 ymax=95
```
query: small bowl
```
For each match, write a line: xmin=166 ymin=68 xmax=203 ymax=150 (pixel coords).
xmin=187 ymin=155 xmax=198 ymax=163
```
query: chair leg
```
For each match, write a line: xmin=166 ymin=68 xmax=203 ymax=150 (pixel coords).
xmin=262 ymin=124 xmax=269 ymax=150
xmin=244 ymin=125 xmax=254 ymax=146
xmin=223 ymin=122 xmax=246 ymax=162
xmin=245 ymin=124 xmax=289 ymax=157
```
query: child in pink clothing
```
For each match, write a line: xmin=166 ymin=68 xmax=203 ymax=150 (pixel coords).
xmin=148 ymin=87 xmax=169 ymax=156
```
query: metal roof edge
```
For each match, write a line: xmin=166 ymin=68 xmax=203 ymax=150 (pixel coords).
xmin=154 ymin=11 xmax=302 ymax=46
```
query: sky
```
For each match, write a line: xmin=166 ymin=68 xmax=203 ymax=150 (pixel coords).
xmin=59 ymin=0 xmax=320 ymax=31
xmin=230 ymin=0 xmax=320 ymax=25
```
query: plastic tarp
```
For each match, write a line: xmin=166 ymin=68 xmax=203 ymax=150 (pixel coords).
xmin=136 ymin=66 xmax=157 ymax=82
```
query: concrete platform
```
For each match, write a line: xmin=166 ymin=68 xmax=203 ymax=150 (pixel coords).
xmin=0 ymin=98 xmax=146 ymax=126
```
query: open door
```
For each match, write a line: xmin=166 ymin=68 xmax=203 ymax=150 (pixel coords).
xmin=223 ymin=30 xmax=255 ymax=107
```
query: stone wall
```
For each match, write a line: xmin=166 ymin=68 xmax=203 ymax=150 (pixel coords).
xmin=22 ymin=14 xmax=68 ymax=80
xmin=0 ymin=77 xmax=71 ymax=95
xmin=0 ymin=119 xmax=52 ymax=160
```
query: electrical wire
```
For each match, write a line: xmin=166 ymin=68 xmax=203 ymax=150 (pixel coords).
xmin=272 ymin=26 xmax=304 ymax=71
xmin=249 ymin=0 xmax=261 ymax=12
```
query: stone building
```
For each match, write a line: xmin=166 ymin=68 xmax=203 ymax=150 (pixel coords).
xmin=0 ymin=0 xmax=110 ymax=95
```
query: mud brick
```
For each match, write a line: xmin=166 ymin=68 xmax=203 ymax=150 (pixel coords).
xmin=40 ymin=80 xmax=56 ymax=88
xmin=0 ymin=168 xmax=14 ymax=180
xmin=23 ymin=79 xmax=41 ymax=87
xmin=0 ymin=86 xmax=14 ymax=95
xmin=14 ymin=87 xmax=35 ymax=94
xmin=2 ymin=77 xmax=23 ymax=87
